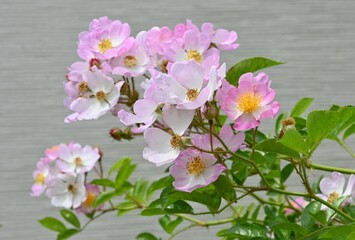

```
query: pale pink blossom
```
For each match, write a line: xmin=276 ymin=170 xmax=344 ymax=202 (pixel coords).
xmin=78 ymin=19 xmax=133 ymax=60
xmin=317 ymin=172 xmax=355 ymax=210
xmin=201 ymin=23 xmax=239 ymax=50
xmin=110 ymin=38 xmax=150 ymax=77
xmin=170 ymin=149 xmax=226 ymax=192
xmin=65 ymin=71 xmax=124 ymax=122
xmin=143 ymin=105 xmax=195 ymax=166
xmin=56 ymin=143 xmax=100 ymax=174
xmin=31 ymin=161 xmax=51 ymax=196
xmin=46 ymin=173 xmax=86 ymax=209
xmin=219 ymin=72 xmax=279 ymax=131
xmin=77 ymin=184 xmax=103 ymax=213
xmin=284 ymin=197 xmax=309 ymax=215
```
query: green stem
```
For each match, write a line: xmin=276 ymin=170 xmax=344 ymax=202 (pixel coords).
xmin=307 ymin=162 xmax=355 ymax=175
xmin=169 ymin=224 xmax=197 ymax=240
xmin=174 ymin=214 xmax=235 ymax=227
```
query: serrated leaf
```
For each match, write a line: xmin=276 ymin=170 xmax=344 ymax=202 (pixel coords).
xmin=278 ymin=129 xmax=308 ymax=155
xmin=319 ymin=225 xmax=355 ymax=240
xmin=217 ymin=223 xmax=267 ymax=238
xmin=226 ymin=57 xmax=285 ymax=86
xmin=141 ymin=199 xmax=193 ymax=216
xmin=272 ymin=222 xmax=307 ymax=236
xmin=108 ymin=157 xmax=131 ymax=177
xmin=59 ymin=209 xmax=80 ymax=229
xmin=255 ymin=139 xmax=300 ymax=158
xmin=91 ymin=178 xmax=116 ymax=188
xmin=343 ymin=123 xmax=355 ymax=140
xmin=57 ymin=229 xmax=79 ymax=240
xmin=115 ymin=159 xmax=136 ymax=188
xmin=158 ymin=215 xmax=183 ymax=234
xmin=93 ymin=191 xmax=116 ymax=208
xmin=213 ymin=175 xmax=236 ymax=202
xmin=281 ymin=164 xmax=294 ymax=183
xmin=301 ymin=201 xmax=321 ymax=231
xmin=38 ymin=217 xmax=67 ymax=233
xmin=290 ymin=98 xmax=314 ymax=117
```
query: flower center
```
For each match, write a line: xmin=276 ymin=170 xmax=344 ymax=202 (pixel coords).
xmin=123 ymin=55 xmax=138 ymax=68
xmin=98 ymin=39 xmax=112 ymax=54
xmin=186 ymin=156 xmax=205 ymax=175
xmin=327 ymin=191 xmax=340 ymax=203
xmin=83 ymin=191 xmax=96 ymax=208
xmin=68 ymin=184 xmax=77 ymax=193
xmin=186 ymin=50 xmax=202 ymax=63
xmin=237 ymin=92 xmax=262 ymax=113
xmin=35 ymin=173 xmax=46 ymax=184
xmin=74 ymin=157 xmax=83 ymax=166
xmin=186 ymin=88 xmax=199 ymax=101
xmin=78 ymin=82 xmax=89 ymax=93
xmin=95 ymin=91 xmax=106 ymax=101
xmin=161 ymin=60 xmax=169 ymax=73
xmin=170 ymin=134 xmax=182 ymax=149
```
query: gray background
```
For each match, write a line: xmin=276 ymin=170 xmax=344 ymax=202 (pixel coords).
xmin=1 ymin=0 xmax=355 ymax=239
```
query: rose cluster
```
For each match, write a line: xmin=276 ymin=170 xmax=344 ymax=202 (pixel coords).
xmin=61 ymin=17 xmax=279 ymax=192
xmin=31 ymin=143 xmax=102 ymax=211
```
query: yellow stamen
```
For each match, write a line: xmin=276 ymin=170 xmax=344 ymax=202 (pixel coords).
xmin=78 ymin=82 xmax=89 ymax=93
xmin=98 ymin=39 xmax=112 ymax=54
xmin=186 ymin=50 xmax=202 ymax=63
xmin=170 ymin=134 xmax=182 ymax=149
xmin=161 ymin=60 xmax=169 ymax=73
xmin=186 ymin=88 xmax=199 ymax=101
xmin=123 ymin=55 xmax=138 ymax=68
xmin=236 ymin=92 xmax=262 ymax=113
xmin=95 ymin=91 xmax=106 ymax=101
xmin=68 ymin=184 xmax=77 ymax=193
xmin=186 ymin=156 xmax=205 ymax=175
xmin=35 ymin=173 xmax=45 ymax=184
xmin=327 ymin=191 xmax=340 ymax=203
xmin=74 ymin=157 xmax=82 ymax=166
xmin=83 ymin=191 xmax=96 ymax=208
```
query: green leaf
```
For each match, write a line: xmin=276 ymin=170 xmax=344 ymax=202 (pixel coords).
xmin=217 ymin=223 xmax=267 ymax=238
xmin=244 ymin=129 xmax=268 ymax=145
xmin=57 ymin=229 xmax=79 ymax=240
xmin=319 ymin=225 xmax=355 ymax=240
xmin=255 ymin=139 xmax=300 ymax=158
xmin=290 ymin=98 xmax=314 ymax=117
xmin=141 ymin=199 xmax=193 ymax=216
xmin=343 ymin=123 xmax=355 ymax=140
xmin=93 ymin=191 xmax=117 ymax=208
xmin=38 ymin=217 xmax=66 ymax=233
xmin=272 ymin=222 xmax=307 ymax=236
xmin=158 ymin=215 xmax=183 ymax=234
xmin=278 ymin=129 xmax=308 ymax=155
xmin=226 ymin=57 xmax=285 ymax=86
xmin=90 ymin=178 xmax=116 ymax=188
xmin=301 ymin=201 xmax=321 ymax=231
xmin=116 ymin=201 xmax=138 ymax=216
xmin=59 ymin=209 xmax=80 ymax=229
xmin=213 ymin=175 xmax=236 ymax=202
xmin=147 ymin=176 xmax=173 ymax=200
xmin=136 ymin=232 xmax=161 ymax=240
xmin=281 ymin=164 xmax=294 ymax=183
xmin=160 ymin=186 xmax=221 ymax=212
xmin=108 ymin=157 xmax=131 ymax=177
xmin=115 ymin=158 xmax=136 ymax=188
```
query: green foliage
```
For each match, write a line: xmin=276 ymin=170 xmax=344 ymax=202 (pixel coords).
xmin=226 ymin=57 xmax=285 ymax=86
xmin=290 ymin=98 xmax=314 ymax=117
xmin=255 ymin=139 xmax=300 ymax=158
xmin=319 ymin=225 xmax=355 ymax=240
xmin=278 ymin=129 xmax=309 ymax=155
xmin=38 ymin=217 xmax=67 ymax=232
xmin=57 ymin=229 xmax=79 ymax=240
xmin=141 ymin=199 xmax=194 ymax=216
xmin=213 ymin=175 xmax=237 ymax=202
xmin=158 ymin=215 xmax=183 ymax=234
xmin=218 ymin=223 xmax=268 ymax=238
xmin=59 ymin=209 xmax=80 ymax=228
xmin=136 ymin=232 xmax=161 ymax=240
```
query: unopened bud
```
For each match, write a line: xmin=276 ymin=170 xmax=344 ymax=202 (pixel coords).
xmin=204 ymin=103 xmax=217 ymax=120
xmin=89 ymin=58 xmax=101 ymax=69
xmin=282 ymin=117 xmax=296 ymax=128
xmin=109 ymin=128 xmax=133 ymax=141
